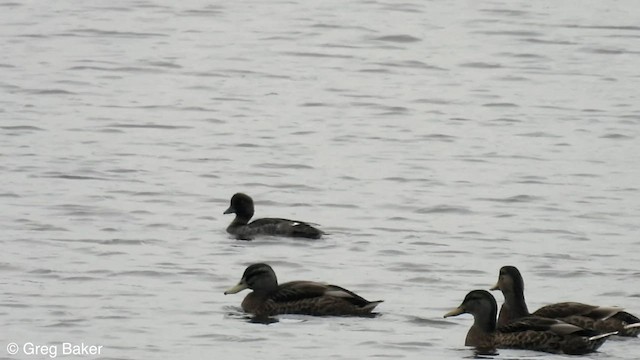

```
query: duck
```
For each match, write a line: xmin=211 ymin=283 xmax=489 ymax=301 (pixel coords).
xmin=223 ymin=193 xmax=323 ymax=240
xmin=444 ymin=290 xmax=616 ymax=355
xmin=224 ymin=263 xmax=383 ymax=317
xmin=490 ymin=265 xmax=640 ymax=336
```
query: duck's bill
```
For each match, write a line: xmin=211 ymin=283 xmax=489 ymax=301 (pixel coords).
xmin=223 ymin=206 xmax=234 ymax=214
xmin=489 ymin=282 xmax=499 ymax=291
xmin=444 ymin=306 xmax=465 ymax=318
xmin=224 ymin=282 xmax=248 ymax=295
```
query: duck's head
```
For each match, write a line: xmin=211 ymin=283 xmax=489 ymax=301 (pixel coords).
xmin=224 ymin=193 xmax=255 ymax=218
xmin=444 ymin=290 xmax=497 ymax=320
xmin=490 ymin=265 xmax=524 ymax=295
xmin=445 ymin=290 xmax=499 ymax=351
xmin=224 ymin=263 xmax=278 ymax=295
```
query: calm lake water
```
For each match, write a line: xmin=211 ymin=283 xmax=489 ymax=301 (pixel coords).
xmin=2 ymin=1 xmax=639 ymax=359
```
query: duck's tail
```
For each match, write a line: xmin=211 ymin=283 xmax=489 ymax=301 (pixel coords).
xmin=615 ymin=311 xmax=640 ymax=336
xmin=621 ymin=322 xmax=640 ymax=336
xmin=362 ymin=300 xmax=384 ymax=313
xmin=291 ymin=222 xmax=324 ymax=239
xmin=588 ymin=331 xmax=618 ymax=341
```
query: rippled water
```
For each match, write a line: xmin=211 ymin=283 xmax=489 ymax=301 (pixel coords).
xmin=2 ymin=1 xmax=639 ymax=359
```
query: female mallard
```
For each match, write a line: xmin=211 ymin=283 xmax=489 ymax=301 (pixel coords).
xmin=491 ymin=265 xmax=640 ymax=336
xmin=444 ymin=290 xmax=616 ymax=355
xmin=224 ymin=263 xmax=383 ymax=317
xmin=223 ymin=193 xmax=323 ymax=240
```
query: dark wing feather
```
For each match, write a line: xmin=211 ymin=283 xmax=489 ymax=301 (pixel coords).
xmin=271 ymin=281 xmax=330 ymax=302
xmin=247 ymin=218 xmax=292 ymax=226
xmin=272 ymin=281 xmax=376 ymax=304
xmin=534 ymin=302 xmax=601 ymax=318
xmin=499 ymin=316 xmax=560 ymax=333
xmin=561 ymin=312 xmax=640 ymax=336
xmin=614 ymin=311 xmax=640 ymax=336
xmin=247 ymin=218 xmax=323 ymax=239
xmin=261 ymin=281 xmax=381 ymax=316
xmin=534 ymin=302 xmax=640 ymax=336
xmin=497 ymin=317 xmax=610 ymax=355
xmin=613 ymin=310 xmax=640 ymax=324
xmin=323 ymin=284 xmax=375 ymax=307
xmin=499 ymin=316 xmax=595 ymax=336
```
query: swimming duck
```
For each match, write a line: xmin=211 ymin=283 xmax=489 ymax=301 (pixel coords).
xmin=444 ymin=290 xmax=616 ymax=355
xmin=224 ymin=263 xmax=383 ymax=317
xmin=491 ymin=265 xmax=640 ymax=336
xmin=223 ymin=193 xmax=323 ymax=240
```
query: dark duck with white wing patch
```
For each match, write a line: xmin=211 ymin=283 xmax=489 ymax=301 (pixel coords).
xmin=490 ymin=265 xmax=640 ymax=337
xmin=223 ymin=193 xmax=323 ymax=240
xmin=224 ymin=263 xmax=383 ymax=317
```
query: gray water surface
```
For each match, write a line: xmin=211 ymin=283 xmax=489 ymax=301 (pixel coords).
xmin=2 ymin=1 xmax=639 ymax=359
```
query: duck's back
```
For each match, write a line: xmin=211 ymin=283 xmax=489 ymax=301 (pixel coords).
xmin=533 ymin=302 xmax=640 ymax=337
xmin=496 ymin=316 xmax=611 ymax=355
xmin=247 ymin=218 xmax=323 ymax=239
xmin=246 ymin=281 xmax=381 ymax=316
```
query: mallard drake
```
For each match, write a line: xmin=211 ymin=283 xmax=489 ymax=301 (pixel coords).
xmin=491 ymin=265 xmax=640 ymax=336
xmin=223 ymin=193 xmax=323 ymax=240
xmin=224 ymin=263 xmax=382 ymax=317
xmin=444 ymin=290 xmax=616 ymax=355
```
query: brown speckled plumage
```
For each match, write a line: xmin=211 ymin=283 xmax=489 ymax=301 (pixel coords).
xmin=225 ymin=263 xmax=382 ymax=317
xmin=491 ymin=266 xmax=640 ymax=336
xmin=444 ymin=290 xmax=615 ymax=355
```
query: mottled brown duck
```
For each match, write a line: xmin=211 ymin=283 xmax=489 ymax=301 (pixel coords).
xmin=444 ymin=290 xmax=616 ymax=355
xmin=224 ymin=263 xmax=383 ymax=317
xmin=491 ymin=265 xmax=640 ymax=336
xmin=224 ymin=193 xmax=323 ymax=240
